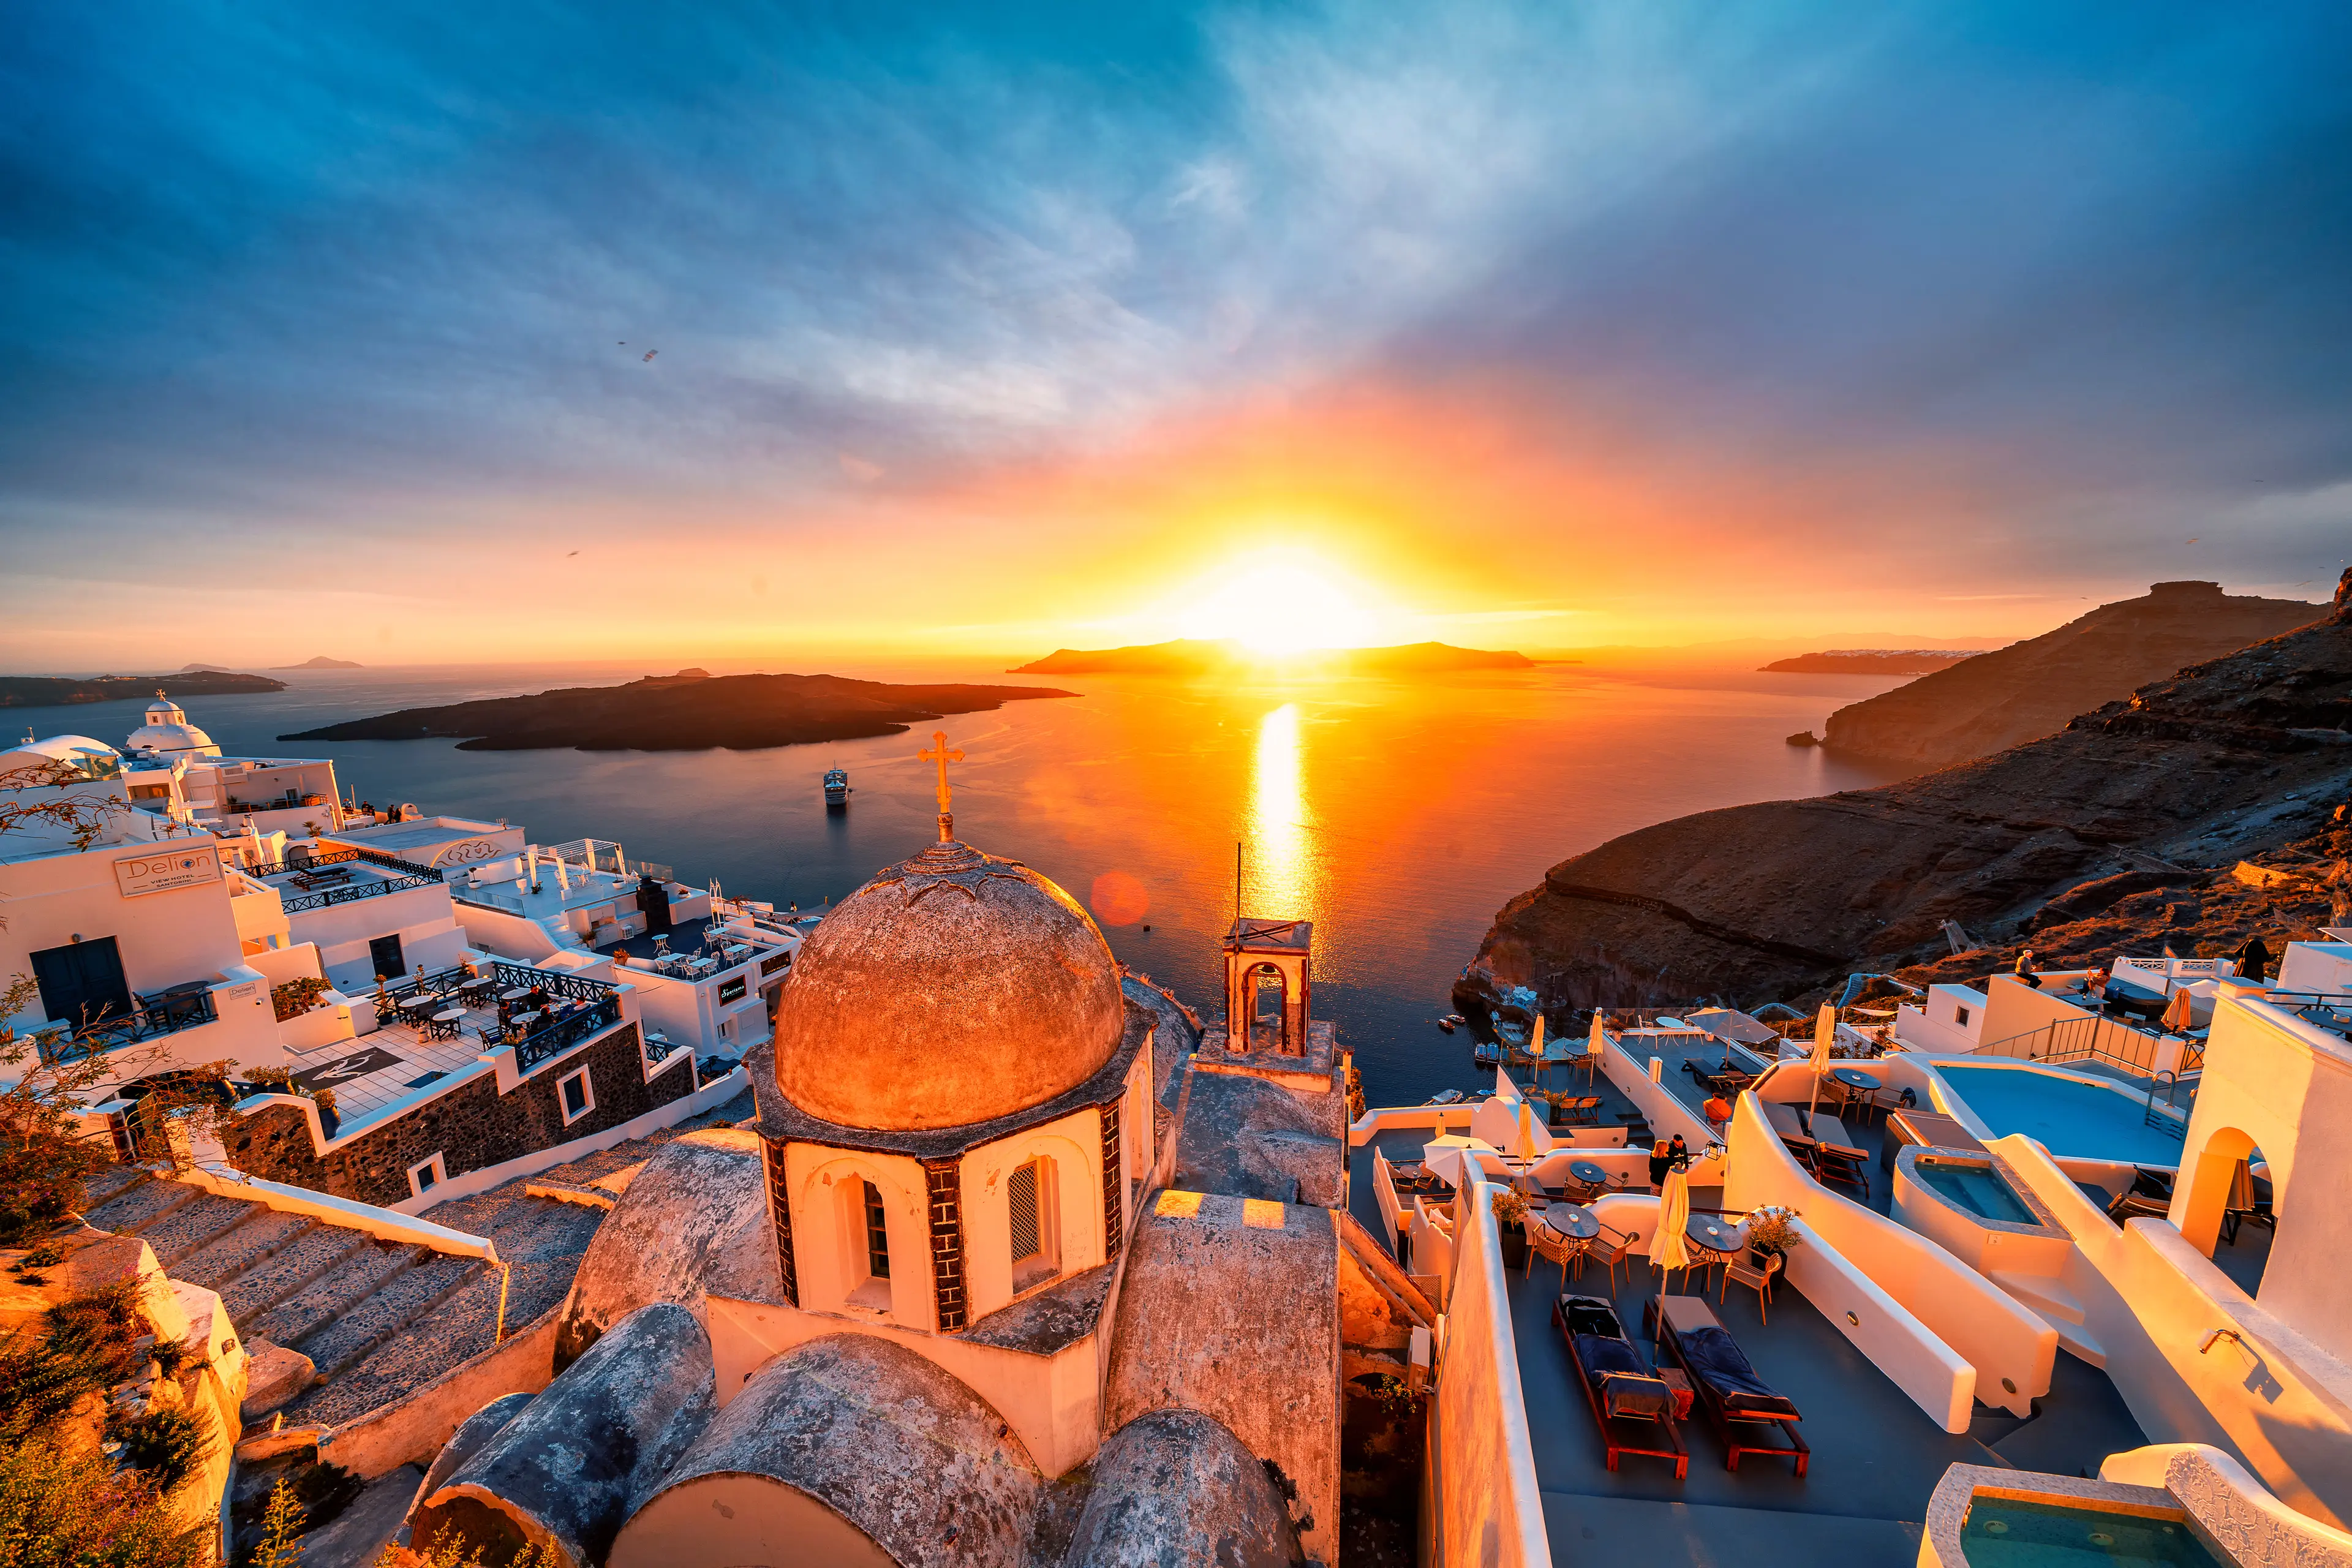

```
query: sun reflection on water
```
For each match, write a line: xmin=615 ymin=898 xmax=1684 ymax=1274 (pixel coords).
xmin=1246 ymin=703 xmax=1314 ymax=921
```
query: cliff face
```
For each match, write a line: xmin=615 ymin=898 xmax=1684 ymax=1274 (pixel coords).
xmin=1819 ymin=581 xmax=2321 ymax=774
xmin=1461 ymin=574 xmax=2352 ymax=1016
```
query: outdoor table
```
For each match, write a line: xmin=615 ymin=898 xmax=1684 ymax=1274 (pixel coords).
xmin=512 ymin=1010 xmax=543 ymax=1029
xmin=1567 ymin=1159 xmax=1609 ymax=1189
xmin=401 ymin=995 xmax=437 ymax=1014
xmin=1830 ymin=1068 xmax=1881 ymax=1091
xmin=499 ymin=987 xmax=530 ymax=1002
xmin=1542 ymin=1204 xmax=1600 ymax=1240
xmin=1686 ymin=1215 xmax=1745 ymax=1255
xmin=431 ymin=1008 xmax=465 ymax=1039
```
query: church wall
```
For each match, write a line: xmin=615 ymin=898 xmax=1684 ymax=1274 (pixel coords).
xmin=957 ymin=1108 xmax=1105 ymax=1323
xmin=783 ymin=1145 xmax=933 ymax=1333
xmin=704 ymin=1293 xmax=1109 ymax=1479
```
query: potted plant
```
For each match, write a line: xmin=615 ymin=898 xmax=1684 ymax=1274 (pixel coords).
xmin=1745 ymin=1205 xmax=1803 ymax=1263
xmin=1491 ymin=1187 xmax=1531 ymax=1268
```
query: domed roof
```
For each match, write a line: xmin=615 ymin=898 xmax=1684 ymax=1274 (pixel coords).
xmin=771 ymin=839 xmax=1125 ymax=1132
xmin=126 ymin=696 xmax=219 ymax=756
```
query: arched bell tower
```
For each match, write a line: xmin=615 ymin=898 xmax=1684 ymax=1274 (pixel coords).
xmin=1223 ymin=917 xmax=1311 ymax=1055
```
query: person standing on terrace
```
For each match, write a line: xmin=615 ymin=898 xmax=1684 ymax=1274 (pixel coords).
xmin=2233 ymin=933 xmax=2272 ymax=982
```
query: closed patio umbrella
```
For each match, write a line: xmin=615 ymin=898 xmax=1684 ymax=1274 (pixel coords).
xmin=2160 ymin=986 xmax=2196 ymax=1035
xmin=1513 ymin=1101 xmax=1543 ymax=1189
xmin=1654 ymin=1166 xmax=1692 ymax=1283
xmin=1807 ymin=1003 xmax=1836 ymax=1121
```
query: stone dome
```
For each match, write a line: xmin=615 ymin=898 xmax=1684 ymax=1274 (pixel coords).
xmin=126 ymin=696 xmax=219 ymax=757
xmin=771 ymin=839 xmax=1125 ymax=1132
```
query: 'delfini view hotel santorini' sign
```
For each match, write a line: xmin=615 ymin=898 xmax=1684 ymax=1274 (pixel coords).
xmin=114 ymin=845 xmax=224 ymax=898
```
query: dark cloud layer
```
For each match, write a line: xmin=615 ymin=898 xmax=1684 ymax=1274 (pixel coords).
xmin=2 ymin=1 xmax=2348 ymax=582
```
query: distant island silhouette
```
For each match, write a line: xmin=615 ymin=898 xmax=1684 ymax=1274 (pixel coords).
xmin=1010 ymin=638 xmax=1534 ymax=676
xmin=275 ymin=655 xmax=364 ymax=669
xmin=1760 ymin=650 xmax=1981 ymax=676
xmin=1 ymin=670 xmax=286 ymax=708
xmin=281 ymin=671 xmax=1076 ymax=752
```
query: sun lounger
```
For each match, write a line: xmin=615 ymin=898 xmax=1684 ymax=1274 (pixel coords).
xmin=1555 ymin=1294 xmax=1686 ymax=1477
xmin=1646 ymin=1294 xmax=1807 ymax=1474
xmin=1760 ymin=1101 xmax=1820 ymax=1169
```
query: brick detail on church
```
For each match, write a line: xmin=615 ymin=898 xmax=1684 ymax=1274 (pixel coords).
xmin=1099 ymin=1099 xmax=1123 ymax=1258
xmin=925 ymin=1157 xmax=967 ymax=1332
xmin=761 ymin=1134 xmax=799 ymax=1308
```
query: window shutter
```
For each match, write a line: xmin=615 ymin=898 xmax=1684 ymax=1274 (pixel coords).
xmin=1008 ymin=1162 xmax=1041 ymax=1262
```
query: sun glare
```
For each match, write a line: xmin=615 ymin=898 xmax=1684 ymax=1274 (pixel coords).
xmin=1178 ymin=558 xmax=1381 ymax=654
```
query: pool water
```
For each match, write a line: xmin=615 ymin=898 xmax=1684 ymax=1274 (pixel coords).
xmin=1915 ymin=1159 xmax=2038 ymax=1226
xmin=1936 ymin=1066 xmax=2188 ymax=1168
xmin=1961 ymin=1497 xmax=2223 ymax=1567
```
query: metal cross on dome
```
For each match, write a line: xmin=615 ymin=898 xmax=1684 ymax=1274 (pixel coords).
xmin=919 ymin=729 xmax=965 ymax=842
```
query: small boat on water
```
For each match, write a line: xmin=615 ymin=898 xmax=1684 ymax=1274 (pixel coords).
xmin=823 ymin=767 xmax=852 ymax=808
xmin=1436 ymin=1016 xmax=1457 ymax=1035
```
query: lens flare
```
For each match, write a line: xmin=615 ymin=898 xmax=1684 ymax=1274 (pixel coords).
xmin=1180 ymin=557 xmax=1381 ymax=654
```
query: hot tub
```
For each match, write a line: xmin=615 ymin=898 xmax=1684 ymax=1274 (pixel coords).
xmin=1912 ymin=1155 xmax=2038 ymax=1226
xmin=1892 ymin=1147 xmax=2071 ymax=1283
xmin=1923 ymin=1463 xmax=2254 ymax=1567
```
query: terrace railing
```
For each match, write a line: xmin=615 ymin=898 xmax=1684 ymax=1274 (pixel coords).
xmin=265 ymin=846 xmax=446 ymax=913
xmin=514 ymin=995 xmax=624 ymax=1074
xmin=36 ymin=989 xmax=220 ymax=1063
xmin=1975 ymin=1012 xmax=2174 ymax=1076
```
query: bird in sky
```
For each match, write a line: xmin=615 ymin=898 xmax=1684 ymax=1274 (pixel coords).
xmin=2185 ymin=536 xmax=2200 ymax=543
xmin=643 ymin=350 xmax=657 ymax=362
xmin=566 ymin=550 xmax=579 ymax=557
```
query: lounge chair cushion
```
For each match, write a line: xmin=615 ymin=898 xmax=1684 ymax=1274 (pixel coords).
xmin=1597 ymin=1368 xmax=1675 ymax=1420
xmin=1676 ymin=1325 xmax=1801 ymax=1419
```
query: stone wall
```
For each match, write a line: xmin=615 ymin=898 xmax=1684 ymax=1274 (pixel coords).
xmin=232 ymin=1024 xmax=690 ymax=1208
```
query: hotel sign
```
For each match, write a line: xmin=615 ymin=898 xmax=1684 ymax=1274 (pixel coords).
xmin=115 ymin=846 xmax=224 ymax=898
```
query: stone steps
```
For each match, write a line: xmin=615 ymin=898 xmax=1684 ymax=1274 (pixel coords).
xmin=282 ymin=1269 xmax=509 ymax=1428
xmin=134 ymin=1193 xmax=263 ymax=1267
xmin=85 ymin=1172 xmax=203 ymax=1234
xmin=247 ymin=1241 xmax=428 ymax=1352
xmin=84 ymin=1163 xmax=154 ymax=1208
xmin=173 ymin=1210 xmax=320 ymax=1294
xmin=294 ymin=1253 xmax=488 ymax=1381
xmin=219 ymin=1223 xmax=373 ymax=1322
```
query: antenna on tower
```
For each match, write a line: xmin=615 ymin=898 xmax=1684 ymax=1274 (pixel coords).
xmin=1234 ymin=840 xmax=1243 ymax=922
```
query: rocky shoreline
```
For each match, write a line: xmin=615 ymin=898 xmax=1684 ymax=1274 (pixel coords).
xmin=1457 ymin=572 xmax=2352 ymax=1027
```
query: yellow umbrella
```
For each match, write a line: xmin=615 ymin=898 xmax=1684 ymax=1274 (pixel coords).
xmin=1654 ymin=1166 xmax=1692 ymax=1282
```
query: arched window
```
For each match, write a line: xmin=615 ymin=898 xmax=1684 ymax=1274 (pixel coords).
xmin=1008 ymin=1156 xmax=1060 ymax=1293
xmin=1250 ymin=963 xmax=1288 ymax=1052
xmin=842 ymin=1176 xmax=892 ymax=1311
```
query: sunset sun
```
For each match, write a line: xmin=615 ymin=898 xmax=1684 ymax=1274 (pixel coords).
xmin=1177 ymin=556 xmax=1384 ymax=654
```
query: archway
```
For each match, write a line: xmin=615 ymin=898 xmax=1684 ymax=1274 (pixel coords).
xmin=1249 ymin=962 xmax=1289 ymax=1053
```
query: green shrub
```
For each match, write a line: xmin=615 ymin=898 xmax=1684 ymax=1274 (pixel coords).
xmin=0 ymin=1436 xmax=206 ymax=1568
xmin=109 ymin=1407 xmax=211 ymax=1493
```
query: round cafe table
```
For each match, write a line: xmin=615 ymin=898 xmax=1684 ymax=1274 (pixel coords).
xmin=1542 ymin=1204 xmax=1600 ymax=1240
xmin=1830 ymin=1067 xmax=1882 ymax=1091
xmin=1686 ymin=1215 xmax=1745 ymax=1255
xmin=1567 ymin=1159 xmax=1609 ymax=1190
xmin=499 ymin=987 xmax=531 ymax=1003
xmin=400 ymin=995 xmax=436 ymax=1014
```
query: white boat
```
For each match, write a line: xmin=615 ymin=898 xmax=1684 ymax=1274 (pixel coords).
xmin=823 ymin=767 xmax=851 ymax=808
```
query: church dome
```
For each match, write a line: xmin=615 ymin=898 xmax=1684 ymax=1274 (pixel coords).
xmin=126 ymin=696 xmax=220 ymax=757
xmin=771 ymin=839 xmax=1125 ymax=1132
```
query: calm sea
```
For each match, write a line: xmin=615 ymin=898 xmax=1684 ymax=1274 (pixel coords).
xmin=49 ymin=659 xmax=1911 ymax=1107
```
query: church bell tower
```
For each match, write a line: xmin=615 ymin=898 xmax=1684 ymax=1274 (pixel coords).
xmin=1223 ymin=917 xmax=1312 ymax=1055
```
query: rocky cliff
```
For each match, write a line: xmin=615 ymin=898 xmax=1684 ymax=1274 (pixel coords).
xmin=1818 ymin=581 xmax=2321 ymax=773
xmin=1460 ymin=572 xmax=2352 ymax=1018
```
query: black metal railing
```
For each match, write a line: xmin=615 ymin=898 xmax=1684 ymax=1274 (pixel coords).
xmin=36 ymin=989 xmax=220 ymax=1063
xmin=515 ymin=996 xmax=623 ymax=1073
xmin=261 ymin=846 xmax=445 ymax=913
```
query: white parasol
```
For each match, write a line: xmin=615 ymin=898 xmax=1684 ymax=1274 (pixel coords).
xmin=1422 ymin=1134 xmax=1495 ymax=1186
xmin=1654 ymin=1166 xmax=1692 ymax=1279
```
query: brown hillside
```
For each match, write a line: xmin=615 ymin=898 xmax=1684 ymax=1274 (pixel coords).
xmin=1819 ymin=581 xmax=2320 ymax=773
xmin=1458 ymin=573 xmax=2352 ymax=1017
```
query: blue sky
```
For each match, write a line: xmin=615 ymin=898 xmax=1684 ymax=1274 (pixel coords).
xmin=2 ymin=2 xmax=2348 ymax=665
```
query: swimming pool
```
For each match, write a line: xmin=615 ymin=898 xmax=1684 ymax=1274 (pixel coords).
xmin=1959 ymin=1496 xmax=2223 ymax=1566
xmin=1934 ymin=1064 xmax=2187 ymax=1168
xmin=1913 ymin=1156 xmax=2038 ymax=1226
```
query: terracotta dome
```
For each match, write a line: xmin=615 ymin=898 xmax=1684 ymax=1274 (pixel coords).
xmin=770 ymin=839 xmax=1125 ymax=1131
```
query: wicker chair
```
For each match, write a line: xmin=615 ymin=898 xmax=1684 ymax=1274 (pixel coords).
xmin=1723 ymin=1248 xmax=1785 ymax=1324
xmin=1585 ymin=1221 xmax=1636 ymax=1293
xmin=1528 ymin=1217 xmax=1591 ymax=1287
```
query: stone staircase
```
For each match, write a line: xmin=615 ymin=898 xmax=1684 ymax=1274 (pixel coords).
xmin=79 ymin=1089 xmax=756 ymax=1431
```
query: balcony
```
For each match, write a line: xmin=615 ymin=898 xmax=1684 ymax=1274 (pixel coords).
xmin=36 ymin=986 xmax=220 ymax=1064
